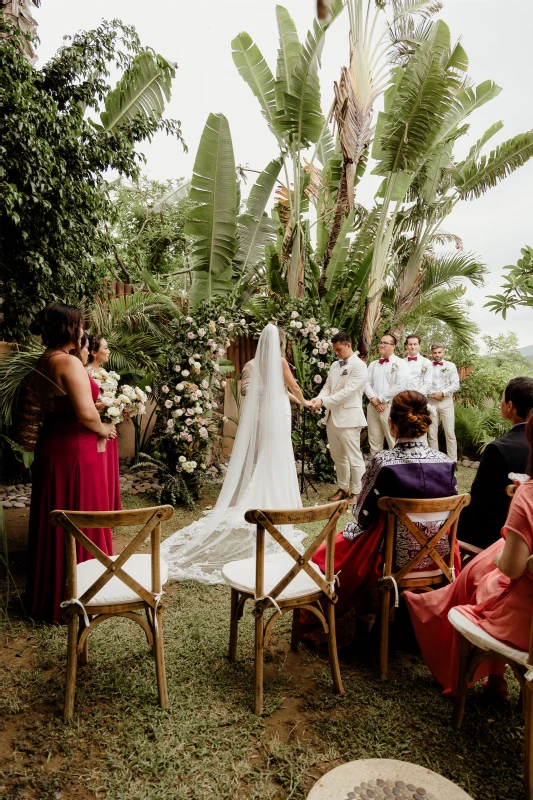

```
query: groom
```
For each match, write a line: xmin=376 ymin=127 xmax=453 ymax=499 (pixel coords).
xmin=310 ymin=332 xmax=367 ymax=503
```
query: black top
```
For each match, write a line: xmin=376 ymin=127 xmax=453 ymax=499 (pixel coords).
xmin=458 ymin=423 xmax=529 ymax=549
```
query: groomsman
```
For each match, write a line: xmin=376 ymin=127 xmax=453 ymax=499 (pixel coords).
xmin=311 ymin=332 xmax=367 ymax=503
xmin=403 ymin=334 xmax=433 ymax=444
xmin=427 ymin=343 xmax=460 ymax=462
xmin=365 ymin=333 xmax=408 ymax=456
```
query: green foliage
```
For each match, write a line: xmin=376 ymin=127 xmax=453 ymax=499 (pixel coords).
xmin=457 ymin=333 xmax=533 ymax=407
xmin=0 ymin=17 xmax=184 ymax=342
xmin=95 ymin=177 xmax=192 ymax=285
xmin=485 ymin=245 xmax=533 ymax=317
xmin=454 ymin=400 xmax=510 ymax=457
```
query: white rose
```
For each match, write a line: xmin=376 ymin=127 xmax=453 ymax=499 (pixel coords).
xmin=291 ymin=311 xmax=299 ymax=319
xmin=198 ymin=328 xmax=205 ymax=337
xmin=312 ymin=348 xmax=318 ymax=355
xmin=218 ymin=316 xmax=225 ymax=324
xmin=145 ymin=385 xmax=152 ymax=393
xmin=162 ymin=385 xmax=169 ymax=393
xmin=313 ymin=375 xmax=323 ymax=384
xmin=167 ymin=419 xmax=174 ymax=429
xmin=179 ymin=455 xmax=186 ymax=463
xmin=201 ymin=380 xmax=209 ymax=389
xmin=176 ymin=383 xmax=184 ymax=391
xmin=117 ymin=394 xmax=130 ymax=405
xmin=107 ymin=406 xmax=120 ymax=417
xmin=182 ymin=370 xmax=190 ymax=377
xmin=164 ymin=399 xmax=173 ymax=409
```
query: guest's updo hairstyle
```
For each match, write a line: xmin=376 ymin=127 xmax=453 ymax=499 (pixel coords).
xmin=29 ymin=303 xmax=82 ymax=359
xmin=390 ymin=390 xmax=432 ymax=439
xmin=88 ymin=333 xmax=104 ymax=364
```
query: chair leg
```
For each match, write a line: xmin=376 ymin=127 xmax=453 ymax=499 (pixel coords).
xmin=146 ymin=607 xmax=155 ymax=653
xmin=290 ymin=607 xmax=300 ymax=652
xmin=254 ymin=611 xmax=264 ymax=716
xmin=229 ymin=588 xmax=239 ymax=662
xmin=524 ymin=680 xmax=533 ymax=800
xmin=452 ymin=635 xmax=472 ymax=729
xmin=152 ymin=611 xmax=168 ymax=710
xmin=325 ymin=600 xmax=344 ymax=696
xmin=380 ymin=587 xmax=391 ymax=681
xmin=64 ymin=616 xmax=79 ymax=721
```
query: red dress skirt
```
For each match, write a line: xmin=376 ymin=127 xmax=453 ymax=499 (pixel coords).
xmin=26 ymin=376 xmax=114 ymax=623
xmin=105 ymin=436 xmax=122 ymax=511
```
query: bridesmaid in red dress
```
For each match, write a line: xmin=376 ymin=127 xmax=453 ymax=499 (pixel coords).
xmin=87 ymin=334 xmax=122 ymax=511
xmin=406 ymin=413 xmax=533 ymax=697
xmin=25 ymin=304 xmax=117 ymax=623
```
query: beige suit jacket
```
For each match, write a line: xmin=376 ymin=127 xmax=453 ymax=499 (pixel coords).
xmin=319 ymin=355 xmax=368 ymax=428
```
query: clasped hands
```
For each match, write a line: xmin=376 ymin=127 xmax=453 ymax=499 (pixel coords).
xmin=308 ymin=398 xmax=323 ymax=411
xmin=370 ymin=397 xmax=385 ymax=413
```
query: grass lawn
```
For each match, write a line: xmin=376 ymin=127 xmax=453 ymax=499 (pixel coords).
xmin=1 ymin=467 xmax=525 ymax=799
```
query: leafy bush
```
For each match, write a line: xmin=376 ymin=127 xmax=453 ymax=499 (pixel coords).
xmin=454 ymin=399 xmax=510 ymax=457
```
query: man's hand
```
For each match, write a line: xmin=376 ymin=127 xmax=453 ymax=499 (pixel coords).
xmin=376 ymin=403 xmax=385 ymax=412
xmin=434 ymin=391 xmax=444 ymax=401
xmin=310 ymin=398 xmax=323 ymax=411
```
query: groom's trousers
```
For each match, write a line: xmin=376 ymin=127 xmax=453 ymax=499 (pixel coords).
xmin=326 ymin=418 xmax=366 ymax=495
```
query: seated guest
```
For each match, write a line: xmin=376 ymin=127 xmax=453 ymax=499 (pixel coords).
xmin=406 ymin=412 xmax=533 ymax=697
xmin=457 ymin=377 xmax=533 ymax=549
xmin=301 ymin=390 xmax=459 ymax=644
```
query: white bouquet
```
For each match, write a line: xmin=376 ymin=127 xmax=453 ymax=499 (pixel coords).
xmin=89 ymin=367 xmax=148 ymax=424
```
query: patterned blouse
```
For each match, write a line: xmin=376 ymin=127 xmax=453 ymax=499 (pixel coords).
xmin=344 ymin=439 xmax=457 ymax=569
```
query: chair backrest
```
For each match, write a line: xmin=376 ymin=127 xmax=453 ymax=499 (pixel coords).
xmin=50 ymin=506 xmax=174 ymax=611
xmin=377 ymin=494 xmax=471 ymax=583
xmin=244 ymin=501 xmax=348 ymax=611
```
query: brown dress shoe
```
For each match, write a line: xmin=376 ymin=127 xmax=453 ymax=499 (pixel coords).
xmin=328 ymin=488 xmax=347 ymax=502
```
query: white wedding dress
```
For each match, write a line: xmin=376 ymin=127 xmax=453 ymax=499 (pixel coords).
xmin=161 ymin=323 xmax=306 ymax=583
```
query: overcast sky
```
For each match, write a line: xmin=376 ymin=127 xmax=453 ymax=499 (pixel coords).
xmin=34 ymin=0 xmax=533 ymax=347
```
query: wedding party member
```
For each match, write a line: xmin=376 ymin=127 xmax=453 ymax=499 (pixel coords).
xmin=302 ymin=391 xmax=459 ymax=645
xmin=364 ymin=333 xmax=408 ymax=456
xmin=240 ymin=330 xmax=300 ymax=405
xmin=427 ymin=343 xmax=460 ymax=462
xmin=406 ymin=413 xmax=533 ymax=697
xmin=88 ymin=334 xmax=121 ymax=511
xmin=161 ymin=324 xmax=311 ymax=583
xmin=26 ymin=303 xmax=117 ymax=623
xmin=457 ymin=377 xmax=533 ymax=549
xmin=309 ymin=332 xmax=367 ymax=503
xmin=403 ymin=333 xmax=433 ymax=445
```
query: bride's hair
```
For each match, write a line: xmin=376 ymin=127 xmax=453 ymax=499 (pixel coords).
xmin=277 ymin=326 xmax=287 ymax=356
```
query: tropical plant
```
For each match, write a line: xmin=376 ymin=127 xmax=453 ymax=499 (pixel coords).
xmin=185 ymin=113 xmax=282 ymax=309
xmin=454 ymin=399 xmax=510 ymax=457
xmin=0 ymin=17 xmax=184 ymax=342
xmin=485 ymin=245 xmax=533 ymax=317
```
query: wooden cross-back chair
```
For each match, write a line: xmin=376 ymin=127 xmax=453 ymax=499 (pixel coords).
xmin=50 ymin=505 xmax=174 ymax=720
xmin=451 ymin=483 xmax=533 ymax=799
xmin=377 ymin=493 xmax=471 ymax=680
xmin=221 ymin=500 xmax=348 ymax=715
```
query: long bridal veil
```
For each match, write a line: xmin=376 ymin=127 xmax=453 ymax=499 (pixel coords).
xmin=161 ymin=323 xmax=306 ymax=583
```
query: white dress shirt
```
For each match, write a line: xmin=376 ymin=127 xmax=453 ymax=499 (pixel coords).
xmin=364 ymin=353 xmax=408 ymax=403
xmin=403 ymin=355 xmax=433 ymax=395
xmin=429 ymin=359 xmax=460 ymax=397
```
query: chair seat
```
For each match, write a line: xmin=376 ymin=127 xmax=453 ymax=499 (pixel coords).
xmin=448 ymin=607 xmax=531 ymax=670
xmin=222 ymin=552 xmax=324 ymax=601
xmin=77 ymin=555 xmax=169 ymax=606
xmin=403 ymin=567 xmax=443 ymax=580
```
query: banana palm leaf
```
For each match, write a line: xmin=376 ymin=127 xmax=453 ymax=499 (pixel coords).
xmin=275 ymin=5 xmax=302 ymax=105
xmin=98 ymin=52 xmax=175 ymax=130
xmin=324 ymin=210 xmax=355 ymax=301
xmin=185 ymin=113 xmax=238 ymax=309
xmin=231 ymin=33 xmax=278 ymax=138
xmin=454 ymin=130 xmax=533 ymax=199
xmin=277 ymin=1 xmax=343 ymax=148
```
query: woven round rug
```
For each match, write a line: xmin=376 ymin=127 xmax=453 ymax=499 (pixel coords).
xmin=307 ymin=759 xmax=473 ymax=800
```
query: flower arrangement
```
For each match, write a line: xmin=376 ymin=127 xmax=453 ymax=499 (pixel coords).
xmin=88 ymin=367 xmax=148 ymax=424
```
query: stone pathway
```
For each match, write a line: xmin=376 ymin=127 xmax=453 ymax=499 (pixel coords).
xmin=0 ymin=483 xmax=32 ymax=509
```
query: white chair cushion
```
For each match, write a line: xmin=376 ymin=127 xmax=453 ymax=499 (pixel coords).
xmin=76 ymin=554 xmax=169 ymax=606
xmin=222 ymin=552 xmax=324 ymax=601
xmin=448 ymin=607 xmax=531 ymax=670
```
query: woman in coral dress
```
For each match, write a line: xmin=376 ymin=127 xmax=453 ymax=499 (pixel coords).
xmin=302 ymin=391 xmax=460 ymax=644
xmin=406 ymin=415 xmax=533 ymax=696
xmin=25 ymin=303 xmax=117 ymax=623
xmin=87 ymin=334 xmax=122 ymax=511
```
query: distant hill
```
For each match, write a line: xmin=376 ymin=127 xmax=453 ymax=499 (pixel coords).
xmin=520 ymin=345 xmax=533 ymax=365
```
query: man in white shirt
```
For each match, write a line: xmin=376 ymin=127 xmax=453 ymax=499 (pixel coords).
xmin=310 ymin=332 xmax=367 ymax=502
xmin=403 ymin=334 xmax=433 ymax=445
xmin=365 ymin=333 xmax=408 ymax=456
xmin=427 ymin=342 xmax=460 ymax=462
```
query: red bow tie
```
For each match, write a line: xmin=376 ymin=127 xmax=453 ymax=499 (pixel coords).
xmin=379 ymin=358 xmax=389 ymax=364
xmin=433 ymin=361 xmax=444 ymax=366
xmin=408 ymin=357 xmax=417 ymax=361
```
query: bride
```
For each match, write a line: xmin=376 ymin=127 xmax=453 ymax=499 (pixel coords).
xmin=161 ymin=323 xmax=311 ymax=583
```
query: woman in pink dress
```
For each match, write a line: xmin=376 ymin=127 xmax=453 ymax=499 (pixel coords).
xmin=87 ymin=334 xmax=122 ymax=511
xmin=25 ymin=304 xmax=117 ymax=623
xmin=406 ymin=413 xmax=533 ymax=696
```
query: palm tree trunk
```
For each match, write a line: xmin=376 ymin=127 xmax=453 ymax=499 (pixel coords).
xmin=318 ymin=166 xmax=349 ymax=297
